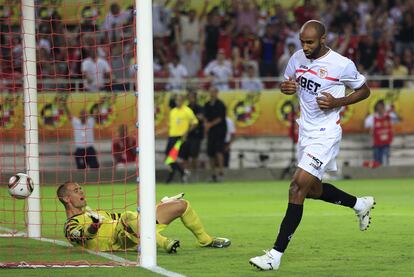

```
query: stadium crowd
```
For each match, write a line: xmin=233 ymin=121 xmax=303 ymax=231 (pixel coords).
xmin=0 ymin=0 xmax=413 ymax=92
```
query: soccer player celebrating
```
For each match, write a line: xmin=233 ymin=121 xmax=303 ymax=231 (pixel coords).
xmin=57 ymin=182 xmax=230 ymax=253
xmin=249 ymin=20 xmax=375 ymax=271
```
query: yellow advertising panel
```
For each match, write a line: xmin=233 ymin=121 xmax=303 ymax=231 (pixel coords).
xmin=0 ymin=89 xmax=413 ymax=140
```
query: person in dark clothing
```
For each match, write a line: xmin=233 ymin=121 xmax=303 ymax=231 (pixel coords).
xmin=204 ymin=87 xmax=227 ymax=182
xmin=258 ymin=24 xmax=279 ymax=78
xmin=204 ymin=11 xmax=221 ymax=65
xmin=181 ymin=90 xmax=204 ymax=174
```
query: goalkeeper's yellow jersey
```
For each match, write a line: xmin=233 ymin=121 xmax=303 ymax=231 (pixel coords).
xmin=64 ymin=210 xmax=139 ymax=251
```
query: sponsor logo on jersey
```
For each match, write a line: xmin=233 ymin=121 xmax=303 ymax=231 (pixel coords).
xmin=307 ymin=153 xmax=323 ymax=170
xmin=299 ymin=76 xmax=321 ymax=94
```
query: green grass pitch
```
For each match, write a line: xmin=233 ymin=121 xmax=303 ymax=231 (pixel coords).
xmin=1 ymin=179 xmax=413 ymax=276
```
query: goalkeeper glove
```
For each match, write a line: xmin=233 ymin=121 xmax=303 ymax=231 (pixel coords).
xmin=85 ymin=206 xmax=106 ymax=225
xmin=161 ymin=192 xmax=185 ymax=203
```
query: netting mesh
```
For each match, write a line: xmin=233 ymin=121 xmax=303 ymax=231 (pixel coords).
xmin=0 ymin=0 xmax=139 ymax=266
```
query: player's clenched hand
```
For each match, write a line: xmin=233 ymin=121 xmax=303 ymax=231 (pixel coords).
xmin=316 ymin=92 xmax=338 ymax=110
xmin=280 ymin=79 xmax=298 ymax=95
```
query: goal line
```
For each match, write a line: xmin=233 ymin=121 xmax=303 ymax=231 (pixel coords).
xmin=0 ymin=226 xmax=185 ymax=277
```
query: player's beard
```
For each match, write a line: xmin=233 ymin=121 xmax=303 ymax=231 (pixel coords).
xmin=306 ymin=42 xmax=322 ymax=59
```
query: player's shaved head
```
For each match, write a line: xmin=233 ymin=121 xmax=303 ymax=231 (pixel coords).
xmin=57 ymin=181 xmax=74 ymax=206
xmin=300 ymin=20 xmax=326 ymax=39
xmin=299 ymin=20 xmax=329 ymax=59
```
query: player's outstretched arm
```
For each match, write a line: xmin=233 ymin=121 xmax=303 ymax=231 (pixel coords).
xmin=317 ymin=83 xmax=370 ymax=110
xmin=280 ymin=78 xmax=298 ymax=95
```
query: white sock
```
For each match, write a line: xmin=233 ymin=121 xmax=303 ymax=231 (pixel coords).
xmin=270 ymin=249 xmax=283 ymax=260
xmin=353 ymin=197 xmax=364 ymax=212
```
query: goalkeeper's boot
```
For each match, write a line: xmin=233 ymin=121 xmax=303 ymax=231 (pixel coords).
xmin=161 ymin=192 xmax=185 ymax=203
xmin=206 ymin=237 xmax=231 ymax=248
xmin=249 ymin=250 xmax=280 ymax=271
xmin=355 ymin=196 xmax=376 ymax=231
xmin=164 ymin=239 xmax=180 ymax=254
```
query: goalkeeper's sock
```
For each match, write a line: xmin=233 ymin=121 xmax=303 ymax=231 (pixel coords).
xmin=273 ymin=203 xmax=303 ymax=252
xmin=180 ymin=200 xmax=213 ymax=246
xmin=318 ymin=183 xmax=357 ymax=208
xmin=156 ymin=224 xmax=168 ymax=249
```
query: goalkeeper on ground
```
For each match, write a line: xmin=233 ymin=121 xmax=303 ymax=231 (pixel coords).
xmin=57 ymin=182 xmax=230 ymax=253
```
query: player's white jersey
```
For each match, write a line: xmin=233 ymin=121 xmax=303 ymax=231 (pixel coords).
xmin=284 ymin=49 xmax=366 ymax=138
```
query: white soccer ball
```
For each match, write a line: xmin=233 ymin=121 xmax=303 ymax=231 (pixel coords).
xmin=8 ymin=173 xmax=34 ymax=199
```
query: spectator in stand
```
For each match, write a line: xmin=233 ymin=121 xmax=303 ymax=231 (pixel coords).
xmin=233 ymin=0 xmax=259 ymax=34
xmin=395 ymin=11 xmax=414 ymax=55
xmin=217 ymin=18 xmax=236 ymax=59
xmin=278 ymin=42 xmax=296 ymax=77
xmin=37 ymin=47 xmax=54 ymax=91
xmin=112 ymin=124 xmax=137 ymax=168
xmin=81 ymin=49 xmax=111 ymax=92
xmin=177 ymin=38 xmax=201 ymax=78
xmin=364 ymin=100 xmax=400 ymax=166
xmin=401 ymin=48 xmax=414 ymax=72
xmin=257 ymin=24 xmax=278 ymax=78
xmin=11 ymin=36 xmax=22 ymax=73
xmin=175 ymin=22 xmax=202 ymax=78
xmin=66 ymin=33 xmax=83 ymax=85
xmin=390 ymin=55 xmax=409 ymax=88
xmin=154 ymin=36 xmax=172 ymax=68
xmin=223 ymin=116 xmax=236 ymax=168
xmin=203 ymin=49 xmax=233 ymax=91
xmin=167 ymin=55 xmax=189 ymax=91
xmin=154 ymin=61 xmax=170 ymax=91
xmin=291 ymin=0 xmax=317 ymax=26
xmin=152 ymin=0 xmax=172 ymax=39
xmin=203 ymin=9 xmax=222 ymax=65
xmin=64 ymin=102 xmax=99 ymax=170
xmin=182 ymin=90 xmax=205 ymax=175
xmin=175 ymin=1 xmax=209 ymax=46
xmin=101 ymin=3 xmax=130 ymax=43
xmin=230 ymin=46 xmax=246 ymax=83
xmin=356 ymin=34 xmax=378 ymax=75
xmin=241 ymin=64 xmax=263 ymax=93
xmin=79 ymin=5 xmax=99 ymax=33
xmin=204 ymin=87 xmax=227 ymax=182
xmin=109 ymin=42 xmax=133 ymax=91
xmin=283 ymin=21 xmax=301 ymax=54
xmin=234 ymin=25 xmax=259 ymax=61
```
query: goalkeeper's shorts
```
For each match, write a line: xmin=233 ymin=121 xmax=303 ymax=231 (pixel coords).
xmin=113 ymin=211 xmax=140 ymax=251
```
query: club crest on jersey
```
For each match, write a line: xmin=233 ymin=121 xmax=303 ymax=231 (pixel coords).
xmin=318 ymin=67 xmax=328 ymax=79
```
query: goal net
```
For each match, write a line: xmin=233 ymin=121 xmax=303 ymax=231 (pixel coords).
xmin=0 ymin=0 xmax=155 ymax=268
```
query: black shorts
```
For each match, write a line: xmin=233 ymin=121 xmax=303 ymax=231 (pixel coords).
xmin=207 ymin=133 xmax=225 ymax=157
xmin=180 ymin=137 xmax=202 ymax=160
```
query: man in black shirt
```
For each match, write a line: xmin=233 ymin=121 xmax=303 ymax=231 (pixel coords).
xmin=204 ymin=87 xmax=227 ymax=182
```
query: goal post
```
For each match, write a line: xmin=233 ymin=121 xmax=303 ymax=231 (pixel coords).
xmin=22 ymin=0 xmax=41 ymax=240
xmin=136 ymin=0 xmax=157 ymax=268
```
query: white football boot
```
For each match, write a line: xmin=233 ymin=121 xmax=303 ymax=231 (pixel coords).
xmin=355 ymin=196 xmax=376 ymax=231
xmin=249 ymin=250 xmax=281 ymax=271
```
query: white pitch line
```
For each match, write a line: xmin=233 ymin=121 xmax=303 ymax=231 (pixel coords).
xmin=0 ymin=226 xmax=186 ymax=276
xmin=143 ymin=265 xmax=186 ymax=277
